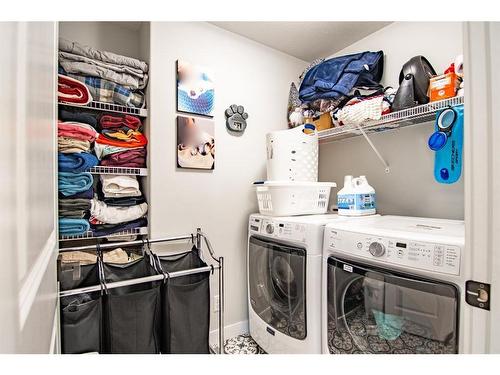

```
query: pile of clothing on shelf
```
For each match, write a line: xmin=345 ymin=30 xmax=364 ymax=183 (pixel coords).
xmin=58 ymin=120 xmax=99 ymax=236
xmin=95 ymin=113 xmax=148 ymax=168
xmin=57 ymin=38 xmax=148 ymax=108
xmin=58 ymin=108 xmax=148 ymax=168
xmin=287 ymin=51 xmax=396 ymax=129
xmin=89 ymin=175 xmax=148 ymax=237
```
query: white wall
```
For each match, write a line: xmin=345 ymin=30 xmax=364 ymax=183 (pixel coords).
xmin=148 ymin=22 xmax=307 ymax=328
xmin=0 ymin=22 xmax=58 ymax=353
xmin=319 ymin=22 xmax=464 ymax=220
xmin=59 ymin=22 xmax=142 ymax=59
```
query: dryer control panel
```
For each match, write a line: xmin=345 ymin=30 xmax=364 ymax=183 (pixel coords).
xmin=326 ymin=228 xmax=461 ymax=275
xmin=249 ymin=217 xmax=307 ymax=243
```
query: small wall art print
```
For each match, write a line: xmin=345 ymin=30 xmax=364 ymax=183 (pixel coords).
xmin=177 ymin=115 xmax=215 ymax=170
xmin=177 ymin=60 xmax=215 ymax=117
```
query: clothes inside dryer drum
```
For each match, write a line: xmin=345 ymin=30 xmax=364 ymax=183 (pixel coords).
xmin=327 ymin=257 xmax=458 ymax=354
xmin=248 ymin=236 xmax=306 ymax=340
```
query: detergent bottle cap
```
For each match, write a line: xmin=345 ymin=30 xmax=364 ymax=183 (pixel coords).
xmin=343 ymin=175 xmax=353 ymax=187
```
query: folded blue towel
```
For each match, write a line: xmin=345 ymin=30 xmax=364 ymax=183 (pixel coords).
xmin=59 ymin=218 xmax=90 ymax=236
xmin=58 ymin=152 xmax=98 ymax=173
xmin=58 ymin=172 xmax=93 ymax=197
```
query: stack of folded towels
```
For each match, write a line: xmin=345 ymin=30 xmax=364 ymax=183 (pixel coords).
xmin=94 ymin=114 xmax=147 ymax=168
xmin=58 ymin=121 xmax=99 ymax=236
xmin=89 ymin=175 xmax=148 ymax=236
xmin=58 ymin=38 xmax=148 ymax=108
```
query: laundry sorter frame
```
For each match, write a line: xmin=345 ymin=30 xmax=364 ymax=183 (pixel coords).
xmin=58 ymin=228 xmax=225 ymax=354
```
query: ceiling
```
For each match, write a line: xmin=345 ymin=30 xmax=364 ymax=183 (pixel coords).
xmin=211 ymin=22 xmax=392 ymax=61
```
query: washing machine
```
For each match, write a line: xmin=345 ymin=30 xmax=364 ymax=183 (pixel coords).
xmin=322 ymin=215 xmax=468 ymax=354
xmin=247 ymin=213 xmax=343 ymax=354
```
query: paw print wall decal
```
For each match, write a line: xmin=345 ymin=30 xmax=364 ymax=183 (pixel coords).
xmin=225 ymin=104 xmax=248 ymax=133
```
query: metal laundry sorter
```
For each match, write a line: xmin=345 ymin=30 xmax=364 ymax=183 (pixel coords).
xmin=58 ymin=228 xmax=224 ymax=354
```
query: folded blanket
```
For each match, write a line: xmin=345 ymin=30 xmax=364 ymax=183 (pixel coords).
xmin=58 ymin=137 xmax=91 ymax=153
xmin=96 ymin=129 xmax=148 ymax=148
xmin=58 ymin=74 xmax=92 ymax=105
xmin=59 ymin=186 xmax=94 ymax=200
xmin=91 ymin=217 xmax=148 ymax=237
xmin=59 ymin=218 xmax=90 ymax=236
xmin=58 ymin=198 xmax=91 ymax=218
xmin=99 ymin=113 xmax=142 ymax=131
xmin=59 ymin=108 xmax=98 ymax=128
xmin=95 ymin=186 xmax=146 ymax=206
xmin=94 ymin=142 xmax=143 ymax=160
xmin=58 ymin=152 xmax=99 ymax=173
xmin=90 ymin=199 xmax=148 ymax=225
xmin=58 ymin=121 xmax=98 ymax=142
xmin=60 ymin=69 xmax=145 ymax=108
xmin=59 ymin=51 xmax=148 ymax=90
xmin=59 ymin=38 xmax=148 ymax=73
xmin=100 ymin=147 xmax=146 ymax=168
xmin=100 ymin=174 xmax=141 ymax=198
xmin=58 ymin=172 xmax=93 ymax=197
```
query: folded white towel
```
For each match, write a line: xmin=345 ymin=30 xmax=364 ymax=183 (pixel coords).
xmin=100 ymin=174 xmax=141 ymax=198
xmin=90 ymin=199 xmax=148 ymax=224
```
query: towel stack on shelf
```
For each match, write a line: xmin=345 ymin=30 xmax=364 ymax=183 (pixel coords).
xmin=58 ymin=38 xmax=148 ymax=109
xmin=95 ymin=114 xmax=148 ymax=168
xmin=90 ymin=175 xmax=148 ymax=236
xmin=58 ymin=120 xmax=99 ymax=236
xmin=57 ymin=39 xmax=149 ymax=239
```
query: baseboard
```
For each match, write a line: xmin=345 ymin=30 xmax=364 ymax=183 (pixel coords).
xmin=209 ymin=320 xmax=249 ymax=346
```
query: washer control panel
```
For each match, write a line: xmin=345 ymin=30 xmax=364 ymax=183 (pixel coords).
xmin=249 ymin=217 xmax=307 ymax=242
xmin=326 ymin=229 xmax=461 ymax=275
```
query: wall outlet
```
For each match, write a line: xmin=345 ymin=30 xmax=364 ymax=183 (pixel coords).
xmin=213 ymin=294 xmax=220 ymax=312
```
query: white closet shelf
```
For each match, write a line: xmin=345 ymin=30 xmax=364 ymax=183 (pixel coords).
xmin=89 ymin=166 xmax=148 ymax=176
xmin=59 ymin=101 xmax=148 ymax=117
xmin=59 ymin=226 xmax=148 ymax=241
xmin=318 ymin=96 xmax=464 ymax=143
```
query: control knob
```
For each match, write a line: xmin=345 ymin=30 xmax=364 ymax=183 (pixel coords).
xmin=266 ymin=223 xmax=274 ymax=234
xmin=369 ymin=242 xmax=386 ymax=257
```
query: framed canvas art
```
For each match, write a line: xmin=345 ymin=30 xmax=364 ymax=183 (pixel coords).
xmin=177 ymin=115 xmax=215 ymax=170
xmin=177 ymin=60 xmax=215 ymax=117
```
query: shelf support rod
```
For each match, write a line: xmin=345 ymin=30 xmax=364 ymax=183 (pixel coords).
xmin=355 ymin=124 xmax=390 ymax=173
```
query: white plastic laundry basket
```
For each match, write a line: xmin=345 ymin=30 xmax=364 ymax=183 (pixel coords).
xmin=255 ymin=181 xmax=336 ymax=216
xmin=266 ymin=124 xmax=318 ymax=182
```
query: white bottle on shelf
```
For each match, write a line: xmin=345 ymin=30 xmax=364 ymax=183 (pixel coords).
xmin=337 ymin=175 xmax=376 ymax=216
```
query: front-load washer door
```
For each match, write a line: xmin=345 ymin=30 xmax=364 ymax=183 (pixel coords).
xmin=327 ymin=256 xmax=459 ymax=354
xmin=248 ymin=236 xmax=306 ymax=340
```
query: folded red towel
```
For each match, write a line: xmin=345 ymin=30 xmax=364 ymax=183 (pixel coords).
xmin=58 ymin=74 xmax=92 ymax=105
xmin=99 ymin=114 xmax=142 ymax=131
xmin=100 ymin=148 xmax=147 ymax=168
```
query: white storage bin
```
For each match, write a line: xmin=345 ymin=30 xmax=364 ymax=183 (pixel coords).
xmin=266 ymin=124 xmax=318 ymax=182
xmin=255 ymin=181 xmax=336 ymax=216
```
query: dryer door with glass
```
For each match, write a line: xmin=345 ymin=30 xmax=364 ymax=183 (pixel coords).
xmin=248 ymin=236 xmax=306 ymax=340
xmin=327 ymin=256 xmax=459 ymax=354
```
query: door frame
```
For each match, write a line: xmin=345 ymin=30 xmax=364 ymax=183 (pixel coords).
xmin=463 ymin=21 xmax=500 ymax=353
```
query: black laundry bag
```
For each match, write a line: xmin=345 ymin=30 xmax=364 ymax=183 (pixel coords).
xmin=102 ymin=257 xmax=162 ymax=354
xmin=158 ymin=248 xmax=210 ymax=354
xmin=59 ymin=262 xmax=103 ymax=354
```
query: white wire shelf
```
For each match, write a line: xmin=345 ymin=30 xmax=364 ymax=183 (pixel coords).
xmin=318 ymin=96 xmax=464 ymax=143
xmin=59 ymin=226 xmax=148 ymax=241
xmin=59 ymin=100 xmax=147 ymax=117
xmin=89 ymin=166 xmax=148 ymax=176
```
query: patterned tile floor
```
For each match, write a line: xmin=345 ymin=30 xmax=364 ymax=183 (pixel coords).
xmin=212 ymin=333 xmax=266 ymax=354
